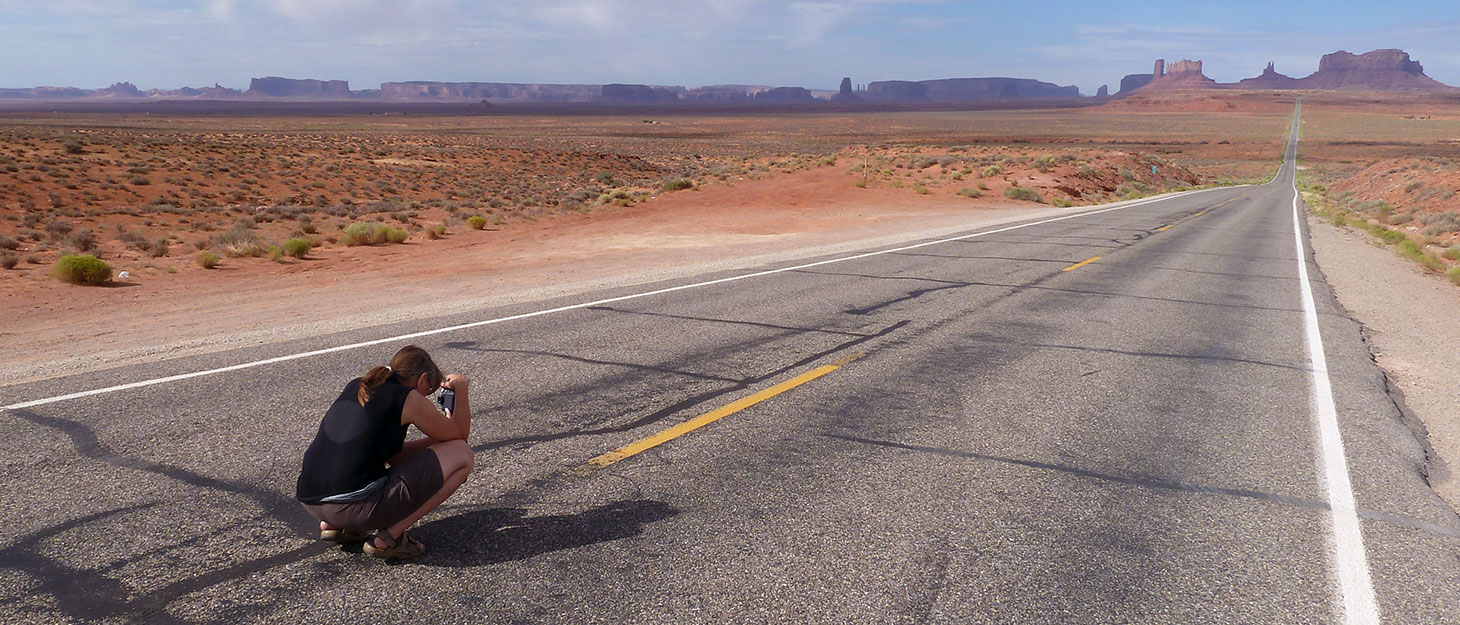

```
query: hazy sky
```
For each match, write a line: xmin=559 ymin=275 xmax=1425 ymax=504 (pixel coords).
xmin=4 ymin=1 xmax=1459 ymax=95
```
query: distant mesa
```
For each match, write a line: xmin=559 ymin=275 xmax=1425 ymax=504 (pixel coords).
xmin=864 ymin=77 xmax=1080 ymax=101
xmin=1118 ymin=72 xmax=1153 ymax=95
xmin=600 ymin=83 xmax=684 ymax=103
xmin=754 ymin=87 xmax=816 ymax=103
xmin=98 ymin=82 xmax=142 ymax=97
xmin=1299 ymin=49 xmax=1449 ymax=90
xmin=246 ymin=77 xmax=351 ymax=98
xmin=1096 ymin=84 xmax=1109 ymax=98
xmin=683 ymin=85 xmax=760 ymax=103
xmin=834 ymin=77 xmax=861 ymax=102
xmin=381 ymin=82 xmax=599 ymax=102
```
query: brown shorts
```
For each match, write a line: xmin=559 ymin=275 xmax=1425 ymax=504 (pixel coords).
xmin=302 ymin=448 xmax=444 ymax=531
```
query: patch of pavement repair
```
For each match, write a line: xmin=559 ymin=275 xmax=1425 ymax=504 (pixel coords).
xmin=1307 ymin=214 xmax=1460 ymax=514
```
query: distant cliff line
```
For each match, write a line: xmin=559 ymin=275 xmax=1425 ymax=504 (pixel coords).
xmin=0 ymin=76 xmax=1090 ymax=104
xmin=5 ymin=49 xmax=1455 ymax=105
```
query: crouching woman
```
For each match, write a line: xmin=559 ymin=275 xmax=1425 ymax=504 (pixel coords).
xmin=295 ymin=345 xmax=474 ymax=560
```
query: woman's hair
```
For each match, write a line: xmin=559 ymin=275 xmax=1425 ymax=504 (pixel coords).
xmin=358 ymin=344 xmax=443 ymax=405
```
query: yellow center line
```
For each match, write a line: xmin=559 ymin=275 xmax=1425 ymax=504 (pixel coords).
xmin=584 ymin=352 xmax=865 ymax=469
xmin=1063 ymin=255 xmax=1102 ymax=272
xmin=1156 ymin=225 xmax=1173 ymax=232
xmin=1195 ymin=210 xmax=1207 ymax=217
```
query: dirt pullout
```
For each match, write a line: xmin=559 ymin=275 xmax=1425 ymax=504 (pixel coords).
xmin=1308 ymin=215 xmax=1460 ymax=511
xmin=0 ymin=165 xmax=1088 ymax=387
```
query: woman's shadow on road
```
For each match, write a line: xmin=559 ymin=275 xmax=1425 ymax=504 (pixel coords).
xmin=409 ymin=499 xmax=678 ymax=567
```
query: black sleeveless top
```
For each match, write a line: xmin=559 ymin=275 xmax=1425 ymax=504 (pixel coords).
xmin=295 ymin=378 xmax=412 ymax=504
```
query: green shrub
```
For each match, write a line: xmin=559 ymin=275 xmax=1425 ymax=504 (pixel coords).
xmin=1396 ymin=239 xmax=1424 ymax=261
xmin=198 ymin=252 xmax=220 ymax=269
xmin=1052 ymin=198 xmax=1073 ymax=208
xmin=661 ymin=177 xmax=693 ymax=192
xmin=1003 ymin=186 xmax=1043 ymax=203
xmin=956 ymin=187 xmax=981 ymax=199
xmin=62 ymin=138 xmax=85 ymax=154
xmin=1378 ymin=229 xmax=1408 ymax=245
xmin=914 ymin=185 xmax=930 ymax=195
xmin=52 ymin=254 xmax=111 ymax=285
xmin=981 ymin=165 xmax=1003 ymax=177
xmin=268 ymin=245 xmax=284 ymax=262
xmin=1448 ymin=266 xmax=1460 ymax=286
xmin=342 ymin=222 xmax=408 ymax=246
xmin=282 ymin=238 xmax=311 ymax=258
xmin=1331 ymin=213 xmax=1347 ymax=227
xmin=467 ymin=215 xmax=487 ymax=230
xmin=1443 ymin=245 xmax=1460 ymax=261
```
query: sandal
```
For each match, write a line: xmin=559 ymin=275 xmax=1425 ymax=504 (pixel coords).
xmin=320 ymin=527 xmax=371 ymax=543
xmin=364 ymin=531 xmax=426 ymax=560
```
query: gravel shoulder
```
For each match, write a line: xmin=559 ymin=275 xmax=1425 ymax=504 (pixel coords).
xmin=1307 ymin=214 xmax=1460 ymax=513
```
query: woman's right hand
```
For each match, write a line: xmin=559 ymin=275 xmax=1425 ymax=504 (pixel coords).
xmin=442 ymin=373 xmax=470 ymax=393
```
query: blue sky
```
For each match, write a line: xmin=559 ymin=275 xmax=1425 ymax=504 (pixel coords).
xmin=3 ymin=1 xmax=1458 ymax=95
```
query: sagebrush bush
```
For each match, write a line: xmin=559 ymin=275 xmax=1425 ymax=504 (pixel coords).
xmin=282 ymin=238 xmax=311 ymax=258
xmin=1 ymin=252 xmax=17 ymax=269
xmin=342 ymin=222 xmax=409 ymax=246
xmin=661 ymin=177 xmax=693 ymax=192
xmin=467 ymin=215 xmax=487 ymax=230
xmin=52 ymin=254 xmax=111 ymax=285
xmin=1448 ymin=266 xmax=1460 ymax=286
xmin=198 ymin=252 xmax=221 ymax=269
xmin=1443 ymin=245 xmax=1460 ymax=261
xmin=1003 ymin=186 xmax=1043 ymax=203
xmin=65 ymin=228 xmax=97 ymax=252
xmin=213 ymin=225 xmax=266 ymax=257
xmin=956 ymin=188 xmax=981 ymax=198
xmin=981 ymin=165 xmax=1003 ymax=177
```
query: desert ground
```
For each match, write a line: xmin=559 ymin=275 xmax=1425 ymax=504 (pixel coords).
xmin=3 ymin=91 xmax=1460 ymax=509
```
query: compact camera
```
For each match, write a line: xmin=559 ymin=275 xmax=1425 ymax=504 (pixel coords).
xmin=437 ymin=388 xmax=455 ymax=413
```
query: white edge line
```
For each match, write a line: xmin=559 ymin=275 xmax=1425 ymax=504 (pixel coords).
xmin=1291 ymin=167 xmax=1380 ymax=624
xmin=4 ymin=187 xmax=1238 ymax=412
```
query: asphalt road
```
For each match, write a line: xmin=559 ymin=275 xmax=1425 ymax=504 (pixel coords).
xmin=4 ymin=104 xmax=1459 ymax=624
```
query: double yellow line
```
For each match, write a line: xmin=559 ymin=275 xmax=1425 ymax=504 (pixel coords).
xmin=584 ymin=352 xmax=865 ymax=469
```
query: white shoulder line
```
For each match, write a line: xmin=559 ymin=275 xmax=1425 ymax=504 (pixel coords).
xmin=1291 ymin=177 xmax=1380 ymax=624
xmin=4 ymin=188 xmax=1233 ymax=412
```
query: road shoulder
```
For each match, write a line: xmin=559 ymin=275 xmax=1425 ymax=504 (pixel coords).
xmin=1307 ymin=214 xmax=1460 ymax=513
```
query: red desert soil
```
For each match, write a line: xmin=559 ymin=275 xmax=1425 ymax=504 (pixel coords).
xmin=0 ymin=166 xmax=1070 ymax=385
